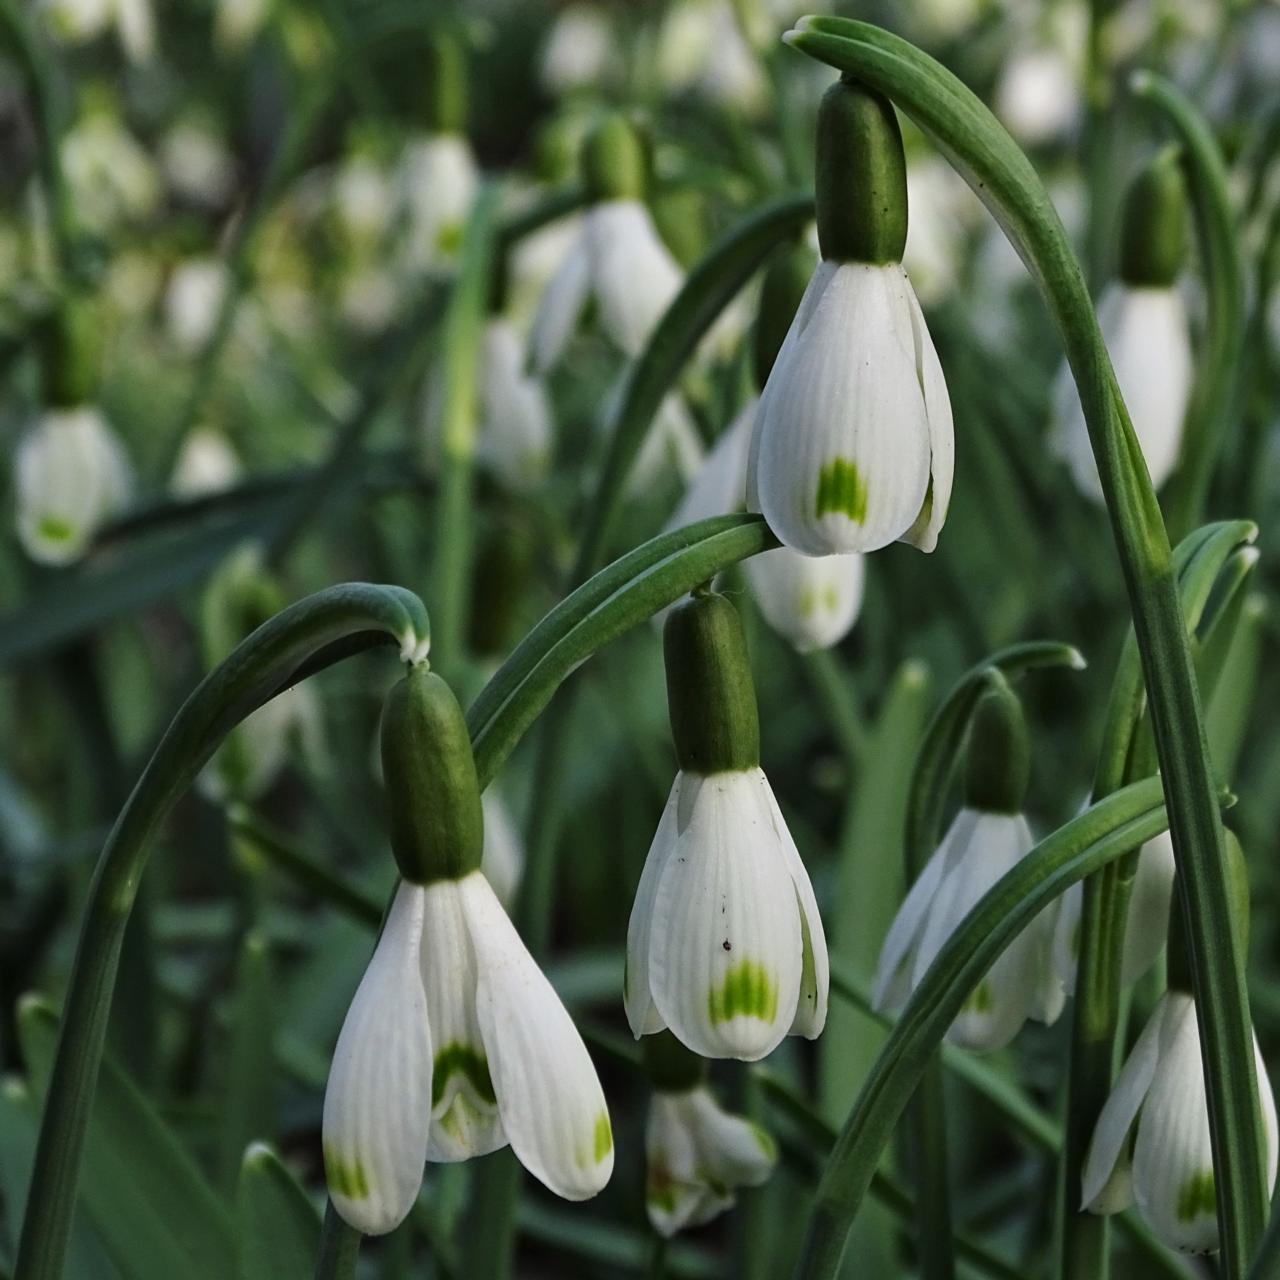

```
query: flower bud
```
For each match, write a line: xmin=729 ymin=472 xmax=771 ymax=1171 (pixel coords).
xmin=380 ymin=667 xmax=484 ymax=886
xmin=663 ymin=591 xmax=760 ymax=774
xmin=963 ymin=680 xmax=1030 ymax=815
xmin=815 ymin=77 xmax=908 ymax=266
xmin=1118 ymin=149 xmax=1187 ymax=289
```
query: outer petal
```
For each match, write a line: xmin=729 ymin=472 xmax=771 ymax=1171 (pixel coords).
xmin=871 ymin=810 xmax=977 ymax=1012
xmin=667 ymin=398 xmax=757 ymax=530
xmin=648 ymin=769 xmax=803 ymax=1060
xmin=626 ymin=776 xmax=683 ymax=1038
xmin=629 ymin=391 xmax=705 ymax=491
xmin=749 ymin=262 xmax=932 ymax=555
xmin=899 ymin=274 xmax=955 ymax=552
xmin=419 ymin=880 xmax=505 ymax=1162
xmin=684 ymin=1087 xmax=777 ymax=1187
xmin=586 ymin=199 xmax=684 ymax=358
xmin=744 ymin=547 xmax=864 ymax=653
xmin=322 ymin=882 xmax=433 ymax=1235
xmin=1120 ymin=832 xmax=1176 ymax=987
xmin=528 ymin=225 xmax=591 ymax=374
xmin=1132 ymin=993 xmax=1219 ymax=1252
xmin=465 ymin=873 xmax=614 ymax=1199
xmin=760 ymin=780 xmax=829 ymax=1037
xmin=399 ymin=133 xmax=477 ymax=268
xmin=1256 ymin=1033 xmax=1279 ymax=1195
xmin=480 ymin=790 xmax=525 ymax=912
xmin=1080 ymin=992 xmax=1168 ymax=1214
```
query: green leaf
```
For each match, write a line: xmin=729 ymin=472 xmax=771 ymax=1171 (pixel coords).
xmin=235 ymin=1144 xmax=320 ymax=1280
xmin=18 ymin=998 xmax=236 ymax=1280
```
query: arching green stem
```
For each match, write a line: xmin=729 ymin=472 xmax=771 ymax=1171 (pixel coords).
xmin=784 ymin=18 xmax=1266 ymax=1277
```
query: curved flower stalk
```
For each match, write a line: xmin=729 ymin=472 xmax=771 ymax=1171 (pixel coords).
xmin=1053 ymin=830 xmax=1176 ymax=993
xmin=747 ymin=78 xmax=953 ymax=556
xmin=627 ymin=591 xmax=828 ymax=1060
xmin=1052 ymin=153 xmax=1192 ymax=503
xmin=1082 ymin=990 xmax=1278 ymax=1252
xmin=874 ymin=681 xmax=1063 ymax=1052
xmin=15 ymin=405 xmax=131 ymax=566
xmin=323 ymin=667 xmax=612 ymax=1234
xmin=529 ymin=114 xmax=685 ymax=373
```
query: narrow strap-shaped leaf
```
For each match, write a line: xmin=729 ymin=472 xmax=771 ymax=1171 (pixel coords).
xmin=237 ymin=1145 xmax=320 ymax=1280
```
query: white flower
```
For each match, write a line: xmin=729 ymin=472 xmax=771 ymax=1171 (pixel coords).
xmin=161 ymin=117 xmax=237 ymax=208
xmin=667 ymin=398 xmax=754 ymax=529
xmin=61 ymin=113 xmax=160 ymax=234
xmin=15 ymin=407 xmax=132 ymax=566
xmin=323 ymin=872 xmax=613 ymax=1234
xmin=529 ymin=200 xmax=683 ymax=373
xmin=480 ymin=791 xmax=525 ymax=912
xmin=340 ymin=266 xmax=400 ymax=335
xmin=626 ymin=769 xmax=828 ymax=1061
xmin=1082 ymin=991 xmax=1278 ymax=1252
xmin=873 ymin=808 xmax=1063 ymax=1052
xmin=745 ymin=547 xmax=864 ymax=653
xmin=995 ymin=46 xmax=1080 ymax=144
xmin=170 ymin=428 xmax=242 ymax=498
xmin=333 ymin=154 xmax=395 ymax=247
xmin=1052 ymin=831 xmax=1176 ymax=994
xmin=41 ymin=0 xmax=152 ymax=59
xmin=477 ymin=320 xmax=552 ymax=492
xmin=646 ymin=1086 xmax=776 ymax=1236
xmin=746 ymin=260 xmax=953 ymax=556
xmin=540 ymin=4 xmax=618 ymax=94
xmin=166 ymin=259 xmax=230 ymax=353
xmin=215 ymin=0 xmax=271 ymax=53
xmin=198 ymin=681 xmax=320 ymax=803
xmin=656 ymin=1 xmax=768 ymax=114
xmin=398 ymin=134 xmax=478 ymax=272
xmin=629 ymin=391 xmax=705 ymax=492
xmin=1050 ymin=283 xmax=1191 ymax=503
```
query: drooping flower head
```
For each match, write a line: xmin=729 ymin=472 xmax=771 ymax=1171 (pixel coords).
xmin=1051 ymin=150 xmax=1191 ymax=502
xmin=872 ymin=679 xmax=1063 ymax=1052
xmin=323 ymin=665 xmax=612 ymax=1234
xmin=627 ymin=590 xmax=829 ymax=1060
xmin=747 ymin=75 xmax=953 ymax=556
xmin=642 ymin=1032 xmax=776 ymax=1236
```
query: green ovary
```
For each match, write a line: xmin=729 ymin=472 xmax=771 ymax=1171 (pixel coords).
xmin=707 ymin=960 xmax=779 ymax=1026
xmin=1175 ymin=1169 xmax=1215 ymax=1223
xmin=814 ymin=458 xmax=868 ymax=523
xmin=432 ymin=1041 xmax=496 ymax=1107
xmin=324 ymin=1146 xmax=370 ymax=1201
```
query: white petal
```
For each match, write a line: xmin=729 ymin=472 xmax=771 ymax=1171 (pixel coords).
xmin=398 ymin=134 xmax=477 ymax=269
xmin=586 ymin=200 xmax=683 ymax=358
xmin=528 ymin=226 xmax=591 ymax=375
xmin=418 ymin=880 xmax=505 ymax=1162
xmin=626 ymin=776 xmax=682 ymax=1038
xmin=465 ymin=873 xmax=614 ymax=1199
xmin=322 ymin=883 xmax=433 ymax=1235
xmin=647 ymin=769 xmax=803 ymax=1060
xmin=646 ymin=1092 xmax=724 ymax=1237
xmin=629 ymin=391 xmax=705 ymax=491
xmin=480 ymin=790 xmax=525 ymax=912
xmin=1051 ymin=880 xmax=1083 ymax=996
xmin=1080 ymin=992 xmax=1167 ymax=1213
xmin=1256 ymin=1033 xmax=1279 ymax=1195
xmin=1120 ymin=832 xmax=1176 ymax=987
xmin=744 ymin=547 xmax=864 ymax=652
xmin=760 ymin=782 xmax=828 ymax=1037
xmin=872 ymin=810 xmax=976 ymax=1012
xmin=749 ymin=262 xmax=932 ymax=555
xmin=477 ymin=319 xmax=552 ymax=492
xmin=1133 ymin=993 xmax=1219 ymax=1252
xmin=666 ymin=398 xmax=757 ymax=530
xmin=684 ymin=1087 xmax=777 ymax=1187
xmin=899 ymin=275 xmax=954 ymax=552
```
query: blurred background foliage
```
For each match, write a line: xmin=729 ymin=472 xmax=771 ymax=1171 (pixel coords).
xmin=0 ymin=0 xmax=1278 ymax=1276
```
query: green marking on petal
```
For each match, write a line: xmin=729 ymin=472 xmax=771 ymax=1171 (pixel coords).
xmin=324 ymin=1145 xmax=370 ymax=1201
xmin=707 ymin=959 xmax=779 ymax=1026
xmin=432 ymin=1041 xmax=496 ymax=1107
xmin=593 ymin=1110 xmax=613 ymax=1162
xmin=964 ymin=979 xmax=994 ymax=1015
xmin=749 ymin=1120 xmax=778 ymax=1162
xmin=814 ymin=457 xmax=868 ymax=523
xmin=437 ymin=222 xmax=464 ymax=255
xmin=647 ymin=1156 xmax=679 ymax=1212
xmin=1175 ymin=1168 xmax=1216 ymax=1223
xmin=36 ymin=515 xmax=76 ymax=543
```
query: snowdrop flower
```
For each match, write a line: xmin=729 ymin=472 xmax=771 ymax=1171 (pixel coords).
xmin=627 ymin=592 xmax=828 ymax=1060
xmin=166 ymin=259 xmax=230 ymax=353
xmin=747 ymin=75 xmax=953 ymax=556
xmin=646 ymin=1083 xmax=776 ymax=1235
xmin=61 ymin=104 xmax=160 ymax=235
xmin=15 ymin=406 xmax=131 ymax=566
xmin=1052 ymin=155 xmax=1191 ymax=503
xmin=873 ymin=682 xmax=1063 ymax=1051
xmin=325 ymin=668 xmax=612 ymax=1233
xmin=161 ymin=116 xmax=237 ymax=208
xmin=540 ymin=4 xmax=618 ymax=95
xmin=171 ymin=428 xmax=242 ymax=498
xmin=745 ymin=548 xmax=864 ymax=653
xmin=1053 ymin=830 xmax=1176 ymax=993
xmin=476 ymin=319 xmax=552 ymax=492
xmin=529 ymin=114 xmax=684 ymax=373
xmin=1082 ymin=990 xmax=1277 ymax=1251
xmin=333 ymin=152 xmax=396 ymax=249
xmin=994 ymin=46 xmax=1080 ymax=144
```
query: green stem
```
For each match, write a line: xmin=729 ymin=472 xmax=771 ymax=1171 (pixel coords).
xmin=314 ymin=1200 xmax=361 ymax=1280
xmin=788 ymin=21 xmax=1266 ymax=1275
xmin=13 ymin=584 xmax=429 ymax=1280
